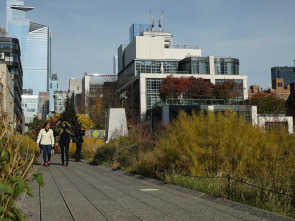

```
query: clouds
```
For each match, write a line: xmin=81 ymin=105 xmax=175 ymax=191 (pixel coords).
xmin=0 ymin=0 xmax=294 ymax=90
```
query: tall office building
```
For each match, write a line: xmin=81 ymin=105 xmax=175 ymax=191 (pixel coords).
xmin=117 ymin=43 xmax=128 ymax=73
xmin=38 ymin=91 xmax=49 ymax=120
xmin=271 ymin=61 xmax=295 ymax=87
xmin=6 ymin=0 xmax=51 ymax=96
xmin=129 ymin=24 xmax=152 ymax=42
xmin=49 ymin=73 xmax=59 ymax=112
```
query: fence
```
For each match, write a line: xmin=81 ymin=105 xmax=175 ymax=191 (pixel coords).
xmin=85 ymin=130 xmax=105 ymax=139
xmin=163 ymin=170 xmax=294 ymax=200
xmin=182 ymin=174 xmax=295 ymax=199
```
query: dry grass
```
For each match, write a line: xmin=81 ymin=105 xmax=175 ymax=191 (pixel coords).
xmin=69 ymin=137 xmax=105 ymax=161
xmin=93 ymin=110 xmax=295 ymax=218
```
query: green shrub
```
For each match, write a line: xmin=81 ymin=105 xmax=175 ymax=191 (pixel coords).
xmin=0 ymin=116 xmax=44 ymax=220
xmin=91 ymin=110 xmax=295 ymax=217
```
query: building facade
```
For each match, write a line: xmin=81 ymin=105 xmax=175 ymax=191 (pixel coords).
xmin=49 ymin=73 xmax=59 ymax=112
xmin=82 ymin=73 xmax=117 ymax=108
xmin=0 ymin=62 xmax=14 ymax=126
xmin=22 ymin=22 xmax=50 ymax=96
xmin=38 ymin=91 xmax=49 ymax=120
xmin=113 ymin=55 xmax=118 ymax=75
xmin=21 ymin=94 xmax=38 ymax=131
xmin=129 ymin=24 xmax=152 ymax=42
xmin=7 ymin=0 xmax=51 ymax=96
xmin=69 ymin=78 xmax=82 ymax=114
xmin=54 ymin=91 xmax=67 ymax=114
xmin=249 ymin=78 xmax=290 ymax=101
xmin=271 ymin=61 xmax=295 ymax=87
xmin=117 ymin=30 xmax=248 ymax=121
xmin=0 ymin=37 xmax=23 ymax=131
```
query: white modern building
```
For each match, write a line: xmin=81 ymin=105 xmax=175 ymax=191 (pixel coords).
xmin=116 ymin=29 xmax=248 ymax=121
xmin=53 ymin=91 xmax=67 ymax=114
xmin=82 ymin=73 xmax=117 ymax=108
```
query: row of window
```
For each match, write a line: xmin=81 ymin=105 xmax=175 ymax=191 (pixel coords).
xmin=0 ymin=42 xmax=19 ymax=50
xmin=135 ymin=60 xmax=179 ymax=75
xmin=145 ymin=78 xmax=244 ymax=109
xmin=4 ymin=52 xmax=19 ymax=63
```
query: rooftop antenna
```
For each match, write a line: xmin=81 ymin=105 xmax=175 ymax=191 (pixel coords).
xmin=158 ymin=10 xmax=164 ymax=32
xmin=150 ymin=10 xmax=155 ymax=31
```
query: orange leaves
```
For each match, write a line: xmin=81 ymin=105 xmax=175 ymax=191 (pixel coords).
xmin=160 ymin=75 xmax=214 ymax=100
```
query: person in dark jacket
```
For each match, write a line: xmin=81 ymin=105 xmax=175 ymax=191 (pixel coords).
xmin=74 ymin=125 xmax=85 ymax=162
xmin=55 ymin=120 xmax=73 ymax=166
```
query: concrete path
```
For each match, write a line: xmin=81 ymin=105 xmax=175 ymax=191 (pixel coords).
xmin=21 ymin=155 xmax=294 ymax=221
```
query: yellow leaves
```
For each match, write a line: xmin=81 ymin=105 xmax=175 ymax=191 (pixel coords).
xmin=77 ymin=114 xmax=96 ymax=130
xmin=155 ymin=109 xmax=295 ymax=185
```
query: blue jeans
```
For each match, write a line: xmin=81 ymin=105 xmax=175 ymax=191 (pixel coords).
xmin=41 ymin=145 xmax=51 ymax=163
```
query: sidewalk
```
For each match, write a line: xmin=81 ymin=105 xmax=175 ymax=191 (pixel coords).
xmin=22 ymin=155 xmax=294 ymax=221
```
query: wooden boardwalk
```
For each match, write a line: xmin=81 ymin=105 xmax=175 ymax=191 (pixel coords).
xmin=22 ymin=155 xmax=294 ymax=221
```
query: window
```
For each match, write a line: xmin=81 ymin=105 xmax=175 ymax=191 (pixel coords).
xmin=146 ymin=78 xmax=162 ymax=93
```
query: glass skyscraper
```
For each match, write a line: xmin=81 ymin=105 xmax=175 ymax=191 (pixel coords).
xmin=129 ymin=24 xmax=152 ymax=42
xmin=22 ymin=22 xmax=49 ymax=96
xmin=49 ymin=73 xmax=59 ymax=112
xmin=6 ymin=0 xmax=51 ymax=97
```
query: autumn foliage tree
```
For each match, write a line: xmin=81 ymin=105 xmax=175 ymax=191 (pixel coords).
xmin=212 ymin=80 xmax=240 ymax=99
xmin=186 ymin=77 xmax=214 ymax=99
xmin=160 ymin=75 xmax=214 ymax=100
xmin=250 ymin=93 xmax=286 ymax=114
xmin=77 ymin=114 xmax=96 ymax=129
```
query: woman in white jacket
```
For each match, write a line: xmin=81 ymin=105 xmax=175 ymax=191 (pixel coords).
xmin=36 ymin=122 xmax=54 ymax=166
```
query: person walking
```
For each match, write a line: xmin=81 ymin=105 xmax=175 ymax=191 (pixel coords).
xmin=36 ymin=122 xmax=54 ymax=166
xmin=55 ymin=120 xmax=73 ymax=166
xmin=74 ymin=125 xmax=85 ymax=162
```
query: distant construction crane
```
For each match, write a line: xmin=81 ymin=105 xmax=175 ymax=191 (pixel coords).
xmin=150 ymin=10 xmax=155 ymax=31
xmin=158 ymin=10 xmax=164 ymax=32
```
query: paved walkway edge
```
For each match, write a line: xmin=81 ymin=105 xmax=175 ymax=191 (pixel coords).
xmin=102 ymin=165 xmax=294 ymax=221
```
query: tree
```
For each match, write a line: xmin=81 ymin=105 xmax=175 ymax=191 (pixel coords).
xmin=61 ymin=97 xmax=78 ymax=127
xmin=77 ymin=114 xmax=96 ymax=130
xmin=160 ymin=75 xmax=214 ymax=100
xmin=186 ymin=77 xmax=214 ymax=99
xmin=84 ymin=94 xmax=105 ymax=129
xmin=27 ymin=116 xmax=45 ymax=140
xmin=250 ymin=93 xmax=286 ymax=114
xmin=160 ymin=75 xmax=187 ymax=100
xmin=212 ymin=80 xmax=240 ymax=99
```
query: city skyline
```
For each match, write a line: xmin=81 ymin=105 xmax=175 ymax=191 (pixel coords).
xmin=1 ymin=0 xmax=295 ymax=91
xmin=6 ymin=0 xmax=51 ymax=96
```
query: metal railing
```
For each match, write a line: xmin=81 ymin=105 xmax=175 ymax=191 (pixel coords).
xmin=170 ymin=45 xmax=199 ymax=49
xmin=162 ymin=171 xmax=294 ymax=200
xmin=153 ymin=98 xmax=245 ymax=108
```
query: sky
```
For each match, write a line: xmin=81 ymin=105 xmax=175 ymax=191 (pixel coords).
xmin=0 ymin=0 xmax=295 ymax=91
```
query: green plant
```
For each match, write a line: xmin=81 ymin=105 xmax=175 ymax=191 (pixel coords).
xmin=91 ymin=110 xmax=295 ymax=218
xmin=0 ymin=116 xmax=44 ymax=220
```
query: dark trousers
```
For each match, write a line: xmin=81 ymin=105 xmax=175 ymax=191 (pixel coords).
xmin=75 ymin=142 xmax=82 ymax=161
xmin=41 ymin=145 xmax=51 ymax=163
xmin=60 ymin=143 xmax=69 ymax=164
